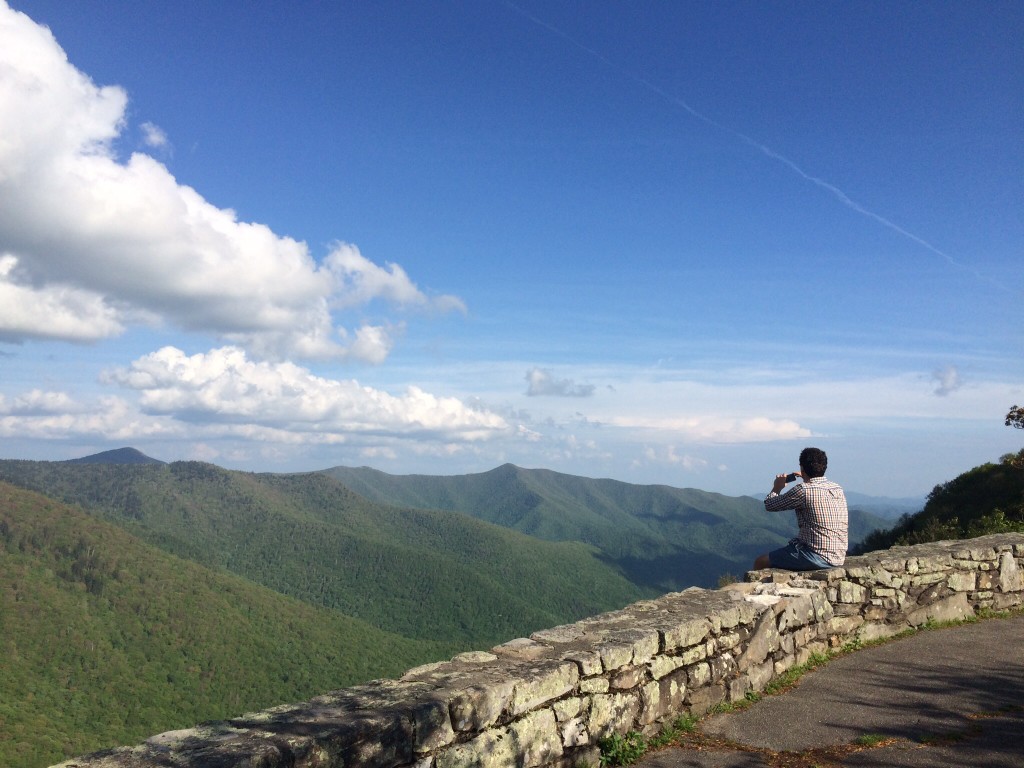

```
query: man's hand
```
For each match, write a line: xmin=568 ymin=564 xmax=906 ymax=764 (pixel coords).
xmin=771 ymin=474 xmax=791 ymax=494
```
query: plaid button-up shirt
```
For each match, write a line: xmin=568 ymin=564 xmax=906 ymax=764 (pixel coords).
xmin=765 ymin=476 xmax=848 ymax=566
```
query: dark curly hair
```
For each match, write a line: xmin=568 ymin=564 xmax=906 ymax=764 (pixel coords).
xmin=799 ymin=447 xmax=828 ymax=478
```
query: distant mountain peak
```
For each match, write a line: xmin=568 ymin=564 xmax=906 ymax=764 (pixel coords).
xmin=64 ymin=447 xmax=165 ymax=465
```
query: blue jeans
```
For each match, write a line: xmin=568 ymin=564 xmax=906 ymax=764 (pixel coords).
xmin=768 ymin=540 xmax=833 ymax=571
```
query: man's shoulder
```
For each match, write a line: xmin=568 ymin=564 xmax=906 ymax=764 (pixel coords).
xmin=806 ymin=477 xmax=848 ymax=506
xmin=805 ymin=477 xmax=846 ymax=495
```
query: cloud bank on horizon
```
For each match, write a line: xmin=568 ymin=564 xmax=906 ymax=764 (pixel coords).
xmin=0 ymin=1 xmax=1020 ymax=496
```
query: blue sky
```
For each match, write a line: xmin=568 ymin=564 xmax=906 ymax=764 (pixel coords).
xmin=1 ymin=0 xmax=1021 ymax=497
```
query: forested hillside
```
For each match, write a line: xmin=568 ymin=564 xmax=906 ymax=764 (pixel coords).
xmin=0 ymin=460 xmax=647 ymax=647
xmin=323 ymin=463 xmax=889 ymax=590
xmin=856 ymin=448 xmax=1024 ymax=552
xmin=0 ymin=482 xmax=450 ymax=768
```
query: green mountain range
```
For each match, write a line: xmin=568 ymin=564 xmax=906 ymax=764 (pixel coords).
xmin=0 ymin=460 xmax=644 ymax=647
xmin=0 ymin=481 xmax=448 ymax=768
xmin=322 ymin=462 xmax=890 ymax=591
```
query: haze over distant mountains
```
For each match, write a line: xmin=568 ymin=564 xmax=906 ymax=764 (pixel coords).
xmin=842 ymin=490 xmax=925 ymax=519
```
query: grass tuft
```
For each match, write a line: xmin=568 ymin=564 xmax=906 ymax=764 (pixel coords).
xmin=598 ymin=731 xmax=647 ymax=767
xmin=853 ymin=733 xmax=888 ymax=747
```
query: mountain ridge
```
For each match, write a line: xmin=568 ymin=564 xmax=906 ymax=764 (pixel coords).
xmin=7 ymin=452 xmax=893 ymax=595
xmin=0 ymin=458 xmax=647 ymax=646
xmin=321 ymin=461 xmax=891 ymax=591
xmin=63 ymin=449 xmax=915 ymax=505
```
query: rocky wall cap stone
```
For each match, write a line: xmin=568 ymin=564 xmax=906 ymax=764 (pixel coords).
xmin=875 ymin=557 xmax=909 ymax=571
xmin=492 ymin=637 xmax=551 ymax=659
xmin=952 ymin=547 xmax=985 ymax=560
xmin=531 ymin=624 xmax=585 ymax=644
xmin=402 ymin=662 xmax=452 ymax=680
xmin=621 ymin=628 xmax=661 ymax=665
xmin=561 ymin=649 xmax=603 ymax=677
xmin=452 ymin=651 xmax=498 ymax=665
xmin=720 ymin=582 xmax=757 ymax=596
xmin=597 ymin=640 xmax=635 ymax=672
xmin=745 ymin=593 xmax=782 ymax=607
xmin=146 ymin=725 xmax=242 ymax=750
xmin=298 ymin=679 xmax=442 ymax=720
xmin=716 ymin=604 xmax=744 ymax=630
xmin=628 ymin=599 xmax=664 ymax=612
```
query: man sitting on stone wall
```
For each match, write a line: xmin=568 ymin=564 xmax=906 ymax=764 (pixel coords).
xmin=754 ymin=447 xmax=848 ymax=571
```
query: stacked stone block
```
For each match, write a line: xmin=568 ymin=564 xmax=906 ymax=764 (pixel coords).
xmin=54 ymin=533 xmax=1024 ymax=768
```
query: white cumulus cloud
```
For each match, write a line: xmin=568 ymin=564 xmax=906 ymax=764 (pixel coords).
xmin=0 ymin=253 xmax=124 ymax=341
xmin=103 ymin=346 xmax=509 ymax=440
xmin=0 ymin=3 xmax=461 ymax=360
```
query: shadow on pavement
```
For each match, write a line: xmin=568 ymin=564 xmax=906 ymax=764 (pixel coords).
xmin=638 ymin=612 xmax=1024 ymax=768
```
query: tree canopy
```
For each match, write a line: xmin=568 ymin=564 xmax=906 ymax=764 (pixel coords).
xmin=1007 ymin=404 xmax=1024 ymax=429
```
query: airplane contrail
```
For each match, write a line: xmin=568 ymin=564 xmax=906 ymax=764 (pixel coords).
xmin=501 ymin=0 xmax=999 ymax=287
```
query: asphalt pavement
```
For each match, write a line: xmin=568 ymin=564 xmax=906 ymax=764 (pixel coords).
xmin=636 ymin=612 xmax=1024 ymax=768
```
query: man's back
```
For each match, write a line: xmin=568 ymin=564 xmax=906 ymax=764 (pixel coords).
xmin=765 ymin=476 xmax=848 ymax=566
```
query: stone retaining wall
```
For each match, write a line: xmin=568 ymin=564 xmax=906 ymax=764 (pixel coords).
xmin=55 ymin=533 xmax=1024 ymax=768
